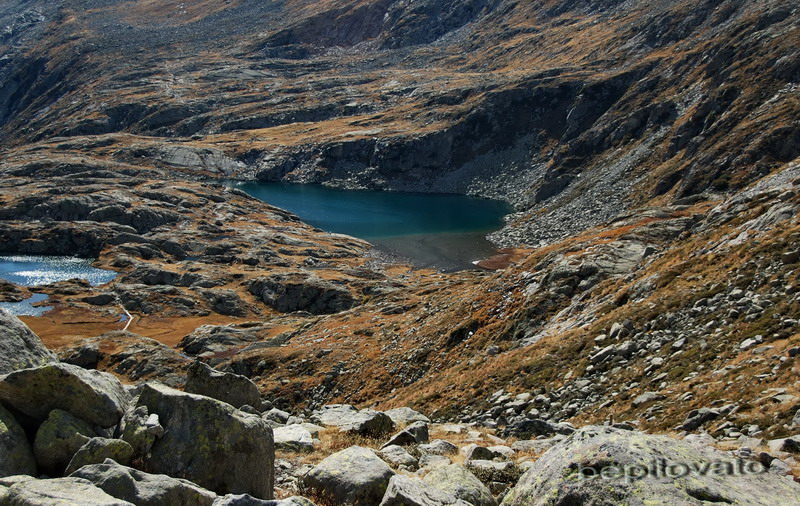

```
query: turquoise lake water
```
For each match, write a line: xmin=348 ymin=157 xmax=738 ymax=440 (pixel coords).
xmin=226 ymin=182 xmax=512 ymax=270
xmin=228 ymin=182 xmax=511 ymax=239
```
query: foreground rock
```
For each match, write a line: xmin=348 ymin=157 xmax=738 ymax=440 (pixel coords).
xmin=0 ymin=404 xmax=36 ymax=477
xmin=185 ymin=361 xmax=262 ymax=409
xmin=0 ymin=363 xmax=129 ymax=427
xmin=302 ymin=446 xmax=394 ymax=505
xmin=64 ymin=438 xmax=134 ymax=475
xmin=501 ymin=426 xmax=800 ymax=505
xmin=33 ymin=409 xmax=97 ymax=476
xmin=2 ymin=476 xmax=134 ymax=505
xmin=118 ymin=406 xmax=165 ymax=458
xmin=0 ymin=312 xmax=56 ymax=375
xmin=70 ymin=460 xmax=217 ymax=506
xmin=311 ymin=405 xmax=395 ymax=436
xmin=136 ymin=383 xmax=274 ymax=498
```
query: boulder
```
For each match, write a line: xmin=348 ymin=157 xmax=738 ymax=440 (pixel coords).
xmin=501 ymin=425 xmax=800 ymax=505
xmin=136 ymin=383 xmax=274 ymax=498
xmin=384 ymin=407 xmax=430 ymax=425
xmin=185 ymin=361 xmax=261 ymax=409
xmin=213 ymin=495 xmax=316 ymax=505
xmin=680 ymin=408 xmax=720 ymax=431
xmin=465 ymin=460 xmax=520 ymax=484
xmin=379 ymin=445 xmax=418 ymax=469
xmin=248 ymin=274 xmax=357 ymax=315
xmin=0 ymin=363 xmax=129 ymax=427
xmin=302 ymin=446 xmax=394 ymax=506
xmin=311 ymin=404 xmax=395 ymax=437
xmin=264 ymin=408 xmax=290 ymax=425
xmin=59 ymin=342 xmax=101 ymax=369
xmin=501 ymin=418 xmax=557 ymax=439
xmin=33 ymin=409 xmax=97 ymax=477
xmin=65 ymin=438 xmax=134 ymax=476
xmin=382 ymin=421 xmax=428 ymax=448
xmin=379 ymin=474 xmax=469 ymax=506
xmin=70 ymin=460 xmax=217 ymax=506
xmin=422 ymin=464 xmax=497 ymax=506
xmin=0 ymin=312 xmax=56 ymax=375
xmin=0 ymin=404 xmax=36 ymax=477
xmin=419 ymin=439 xmax=458 ymax=456
xmin=118 ymin=406 xmax=165 ymax=458
xmin=462 ymin=444 xmax=497 ymax=463
xmin=2 ymin=477 xmax=134 ymax=505
xmin=273 ymin=425 xmax=314 ymax=453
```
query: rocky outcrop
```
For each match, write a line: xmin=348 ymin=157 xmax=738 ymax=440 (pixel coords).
xmin=0 ymin=363 xmax=129 ymax=427
xmin=302 ymin=446 xmax=394 ymax=506
xmin=248 ymin=273 xmax=358 ymax=315
xmin=501 ymin=426 xmax=800 ymax=505
xmin=0 ymin=312 xmax=56 ymax=375
xmin=185 ymin=361 xmax=262 ymax=409
xmin=136 ymin=383 xmax=275 ymax=498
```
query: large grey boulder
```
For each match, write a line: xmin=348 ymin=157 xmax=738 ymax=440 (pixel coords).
xmin=302 ymin=446 xmax=394 ymax=506
xmin=0 ymin=363 xmax=129 ymax=427
xmin=423 ymin=464 xmax=497 ymax=506
xmin=136 ymin=383 xmax=274 ymax=498
xmin=70 ymin=459 xmax=217 ymax=506
xmin=185 ymin=361 xmax=261 ymax=409
xmin=379 ymin=474 xmax=470 ymax=506
xmin=64 ymin=438 xmax=134 ymax=476
xmin=501 ymin=425 xmax=800 ymax=505
xmin=33 ymin=409 xmax=97 ymax=477
xmin=311 ymin=404 xmax=395 ymax=437
xmin=0 ymin=312 xmax=56 ymax=375
xmin=2 ymin=477 xmax=134 ymax=505
xmin=0 ymin=404 xmax=36 ymax=477
xmin=248 ymin=273 xmax=357 ymax=315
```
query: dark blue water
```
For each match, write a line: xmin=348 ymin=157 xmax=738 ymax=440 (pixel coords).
xmin=0 ymin=255 xmax=117 ymax=286
xmin=226 ymin=182 xmax=511 ymax=240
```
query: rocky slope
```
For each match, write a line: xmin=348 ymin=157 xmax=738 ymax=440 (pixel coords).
xmin=1 ymin=0 xmax=800 ymax=504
